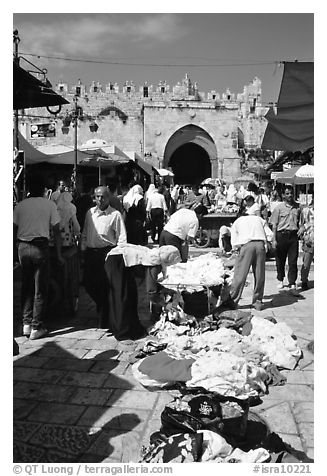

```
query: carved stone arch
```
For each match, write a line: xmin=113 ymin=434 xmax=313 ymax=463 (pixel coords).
xmin=163 ymin=124 xmax=218 ymax=184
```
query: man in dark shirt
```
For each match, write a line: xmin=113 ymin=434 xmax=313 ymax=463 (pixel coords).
xmin=270 ymin=185 xmax=301 ymax=295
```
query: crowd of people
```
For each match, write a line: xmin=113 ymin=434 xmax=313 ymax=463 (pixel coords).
xmin=13 ymin=174 xmax=314 ymax=343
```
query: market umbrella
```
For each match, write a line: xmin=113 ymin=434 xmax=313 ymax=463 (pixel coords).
xmin=234 ymin=175 xmax=256 ymax=185
xmin=275 ymin=164 xmax=314 ymax=185
xmin=157 ymin=168 xmax=174 ymax=177
xmin=79 ymin=154 xmax=130 ymax=185
xmin=244 ymin=166 xmax=270 ymax=179
xmin=201 ymin=178 xmax=220 ymax=187
xmin=13 ymin=62 xmax=69 ymax=110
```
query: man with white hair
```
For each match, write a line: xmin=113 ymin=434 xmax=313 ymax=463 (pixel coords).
xmin=81 ymin=186 xmax=127 ymax=325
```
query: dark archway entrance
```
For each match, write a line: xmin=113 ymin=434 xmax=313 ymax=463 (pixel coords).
xmin=163 ymin=124 xmax=218 ymax=185
xmin=169 ymin=143 xmax=211 ymax=185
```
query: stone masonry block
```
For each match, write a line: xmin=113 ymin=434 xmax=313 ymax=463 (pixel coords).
xmin=106 ymin=389 xmax=158 ymax=410
xmin=259 ymin=402 xmax=297 ymax=434
xmin=27 ymin=402 xmax=87 ymax=425
xmin=76 ymin=405 xmax=149 ymax=433
xmin=59 ymin=371 xmax=108 ymax=388
xmin=13 ymin=367 xmax=66 ymax=385
xmin=267 ymin=384 xmax=313 ymax=401
xmin=69 ymin=388 xmax=113 ymax=406
xmin=291 ymin=402 xmax=314 ymax=423
xmin=14 ymin=382 xmax=76 ymax=403
xmin=298 ymin=422 xmax=314 ymax=448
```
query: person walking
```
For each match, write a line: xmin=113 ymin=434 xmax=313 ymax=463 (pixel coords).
xmin=270 ymin=185 xmax=301 ymax=294
xmin=223 ymin=210 xmax=269 ymax=311
xmin=13 ymin=175 xmax=64 ymax=339
xmin=53 ymin=191 xmax=81 ymax=316
xmin=146 ymin=186 xmax=167 ymax=243
xmin=123 ymin=184 xmax=147 ymax=245
xmin=81 ymin=186 xmax=127 ymax=326
xmin=298 ymin=197 xmax=314 ymax=290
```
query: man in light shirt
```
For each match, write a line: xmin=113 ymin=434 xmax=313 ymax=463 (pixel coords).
xmin=223 ymin=209 xmax=269 ymax=311
xmin=81 ymin=186 xmax=127 ymax=325
xmin=159 ymin=204 xmax=207 ymax=260
xmin=146 ymin=187 xmax=167 ymax=243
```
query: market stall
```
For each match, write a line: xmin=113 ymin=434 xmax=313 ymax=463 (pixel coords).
xmin=194 ymin=211 xmax=238 ymax=248
xmin=123 ymin=250 xmax=309 ymax=463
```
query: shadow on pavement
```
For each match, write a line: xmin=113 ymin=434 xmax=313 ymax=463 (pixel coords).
xmin=13 ymin=343 xmax=143 ymax=463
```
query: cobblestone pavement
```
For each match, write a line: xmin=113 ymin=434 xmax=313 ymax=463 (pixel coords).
xmin=13 ymin=253 xmax=314 ymax=463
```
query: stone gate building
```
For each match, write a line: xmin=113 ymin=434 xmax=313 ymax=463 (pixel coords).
xmin=18 ymin=73 xmax=268 ymax=184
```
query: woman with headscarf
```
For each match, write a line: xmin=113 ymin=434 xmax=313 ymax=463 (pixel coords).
xmin=50 ymin=191 xmax=81 ymax=317
xmin=226 ymin=184 xmax=237 ymax=204
xmin=123 ymin=184 xmax=147 ymax=245
xmin=145 ymin=184 xmax=156 ymax=204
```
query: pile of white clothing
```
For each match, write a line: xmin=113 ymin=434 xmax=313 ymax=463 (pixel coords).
xmin=186 ymin=350 xmax=267 ymax=398
xmin=161 ymin=253 xmax=226 ymax=292
xmin=243 ymin=316 xmax=302 ymax=370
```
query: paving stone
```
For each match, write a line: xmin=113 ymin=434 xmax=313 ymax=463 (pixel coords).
xmin=77 ymin=406 xmax=149 ymax=432
xmin=53 ymin=338 xmax=80 ymax=348
xmin=307 ymin=447 xmax=314 ymax=459
xmin=13 ymin=421 xmax=41 ymax=442
xmin=85 ymin=429 xmax=141 ymax=462
xmin=29 ymin=423 xmax=98 ymax=456
xmin=43 ymin=357 xmax=95 ymax=372
xmin=58 ymin=329 xmax=107 ymax=340
xmin=91 ymin=360 xmax=129 ymax=374
xmin=27 ymin=402 xmax=87 ymax=425
xmin=298 ymin=422 xmax=314 ymax=448
xmin=73 ymin=338 xmax=119 ymax=351
xmin=14 ymin=382 xmax=76 ymax=403
xmin=102 ymin=374 xmax=145 ymax=391
xmin=13 ymin=398 xmax=39 ymax=420
xmin=13 ymin=367 xmax=66 ymax=385
xmin=13 ymin=355 xmax=50 ymax=368
xmin=69 ymin=387 xmax=113 ymax=405
xmin=34 ymin=347 xmax=90 ymax=359
xmin=281 ymin=370 xmax=314 ymax=385
xmin=13 ymin=440 xmax=46 ymax=463
xmin=60 ymin=371 xmax=108 ymax=388
xmin=107 ymin=389 xmax=158 ymax=410
xmin=291 ymin=402 xmax=314 ymax=423
xmin=278 ymin=433 xmax=304 ymax=451
xmin=267 ymin=384 xmax=314 ymax=401
xmin=259 ymin=402 xmax=297 ymax=434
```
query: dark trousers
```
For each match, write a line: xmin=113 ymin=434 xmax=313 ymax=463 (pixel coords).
xmin=83 ymin=247 xmax=111 ymax=326
xmin=230 ymin=240 xmax=266 ymax=304
xmin=150 ymin=208 xmax=165 ymax=242
xmin=18 ymin=240 xmax=50 ymax=329
xmin=301 ymin=250 xmax=314 ymax=285
xmin=275 ymin=231 xmax=299 ymax=285
xmin=105 ymin=255 xmax=146 ymax=340
xmin=159 ymin=229 xmax=183 ymax=256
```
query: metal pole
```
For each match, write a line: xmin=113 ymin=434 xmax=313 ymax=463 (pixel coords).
xmin=73 ymin=96 xmax=78 ymax=191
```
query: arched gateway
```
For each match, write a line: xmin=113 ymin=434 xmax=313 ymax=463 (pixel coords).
xmin=163 ymin=125 xmax=218 ymax=185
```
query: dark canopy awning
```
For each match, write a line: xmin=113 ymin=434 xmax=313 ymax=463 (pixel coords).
xmin=13 ymin=61 xmax=69 ymax=110
xmin=262 ymin=62 xmax=314 ymax=152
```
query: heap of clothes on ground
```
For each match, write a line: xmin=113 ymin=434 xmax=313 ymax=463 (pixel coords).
xmin=123 ymin=256 xmax=308 ymax=463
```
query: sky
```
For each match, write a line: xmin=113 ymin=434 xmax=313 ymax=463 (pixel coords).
xmin=12 ymin=11 xmax=314 ymax=103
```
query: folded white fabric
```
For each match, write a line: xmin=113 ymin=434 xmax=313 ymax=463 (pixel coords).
xmin=106 ymin=243 xmax=181 ymax=267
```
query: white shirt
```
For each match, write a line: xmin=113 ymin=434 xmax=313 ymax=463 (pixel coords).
xmin=163 ymin=208 xmax=199 ymax=240
xmin=81 ymin=205 xmax=127 ymax=250
xmin=231 ymin=215 xmax=267 ymax=248
xmin=13 ymin=197 xmax=60 ymax=241
xmin=146 ymin=191 xmax=167 ymax=212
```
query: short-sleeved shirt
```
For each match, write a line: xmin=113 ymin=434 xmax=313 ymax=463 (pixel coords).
xmin=13 ymin=197 xmax=60 ymax=241
xmin=270 ymin=201 xmax=300 ymax=231
xmin=163 ymin=208 xmax=199 ymax=240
